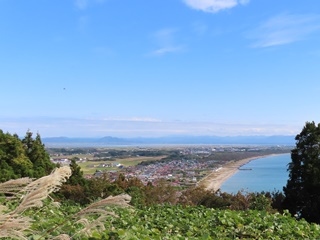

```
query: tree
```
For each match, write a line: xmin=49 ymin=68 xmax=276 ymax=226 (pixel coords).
xmin=58 ymin=158 xmax=90 ymax=204
xmin=0 ymin=130 xmax=33 ymax=181
xmin=0 ymin=130 xmax=56 ymax=181
xmin=66 ymin=158 xmax=87 ymax=186
xmin=22 ymin=131 xmax=55 ymax=178
xmin=283 ymin=121 xmax=320 ymax=223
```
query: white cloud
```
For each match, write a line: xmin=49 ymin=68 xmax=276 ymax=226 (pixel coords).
xmin=249 ymin=13 xmax=320 ymax=48
xmin=183 ymin=0 xmax=249 ymax=13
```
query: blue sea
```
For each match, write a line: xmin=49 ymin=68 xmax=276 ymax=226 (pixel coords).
xmin=221 ymin=154 xmax=291 ymax=193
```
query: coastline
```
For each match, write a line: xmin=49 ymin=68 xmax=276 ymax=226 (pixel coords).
xmin=197 ymin=154 xmax=287 ymax=192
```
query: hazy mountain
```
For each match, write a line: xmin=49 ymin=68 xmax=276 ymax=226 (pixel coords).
xmin=42 ymin=135 xmax=295 ymax=147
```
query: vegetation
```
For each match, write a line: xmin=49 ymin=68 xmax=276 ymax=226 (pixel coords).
xmin=283 ymin=121 xmax=320 ymax=223
xmin=1 ymin=176 xmax=319 ymax=239
xmin=0 ymin=130 xmax=55 ymax=181
xmin=104 ymin=205 xmax=320 ymax=239
xmin=0 ymin=166 xmax=131 ymax=239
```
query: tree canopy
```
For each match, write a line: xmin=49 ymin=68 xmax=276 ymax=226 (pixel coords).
xmin=0 ymin=130 xmax=55 ymax=182
xmin=283 ymin=121 xmax=320 ymax=223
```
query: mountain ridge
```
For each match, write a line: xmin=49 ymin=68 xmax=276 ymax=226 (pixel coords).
xmin=42 ymin=135 xmax=295 ymax=147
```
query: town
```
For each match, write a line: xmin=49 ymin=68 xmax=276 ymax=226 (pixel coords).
xmin=48 ymin=145 xmax=291 ymax=188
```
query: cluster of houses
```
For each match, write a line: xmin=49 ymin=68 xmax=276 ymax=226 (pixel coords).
xmin=91 ymin=159 xmax=220 ymax=187
xmin=86 ymin=162 xmax=123 ymax=168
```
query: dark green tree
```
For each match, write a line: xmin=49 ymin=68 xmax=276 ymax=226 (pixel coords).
xmin=283 ymin=121 xmax=320 ymax=223
xmin=0 ymin=130 xmax=57 ymax=181
xmin=66 ymin=158 xmax=87 ymax=186
xmin=22 ymin=131 xmax=55 ymax=178
xmin=0 ymin=130 xmax=33 ymax=181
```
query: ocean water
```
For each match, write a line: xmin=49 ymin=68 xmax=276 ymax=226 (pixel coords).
xmin=221 ymin=154 xmax=291 ymax=193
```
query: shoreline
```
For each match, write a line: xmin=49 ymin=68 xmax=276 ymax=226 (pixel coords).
xmin=197 ymin=153 xmax=288 ymax=192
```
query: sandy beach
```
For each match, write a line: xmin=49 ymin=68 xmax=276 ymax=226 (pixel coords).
xmin=198 ymin=154 xmax=282 ymax=192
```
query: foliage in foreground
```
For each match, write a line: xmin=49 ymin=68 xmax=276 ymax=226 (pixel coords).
xmin=0 ymin=166 xmax=131 ymax=239
xmin=15 ymin=204 xmax=320 ymax=239
xmin=1 ymin=170 xmax=319 ymax=240
xmin=97 ymin=205 xmax=320 ymax=239
xmin=2 ymin=183 xmax=320 ymax=240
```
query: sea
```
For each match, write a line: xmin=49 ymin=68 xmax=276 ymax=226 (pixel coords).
xmin=220 ymin=154 xmax=291 ymax=193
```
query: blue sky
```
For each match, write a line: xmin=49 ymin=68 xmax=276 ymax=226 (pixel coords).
xmin=1 ymin=0 xmax=320 ymax=138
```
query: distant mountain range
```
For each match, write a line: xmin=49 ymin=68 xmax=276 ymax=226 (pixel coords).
xmin=42 ymin=135 xmax=295 ymax=147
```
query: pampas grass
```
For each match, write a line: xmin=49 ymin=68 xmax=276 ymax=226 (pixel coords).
xmin=14 ymin=166 xmax=72 ymax=214
xmin=0 ymin=214 xmax=32 ymax=240
xmin=0 ymin=166 xmax=132 ymax=239
xmin=50 ymin=234 xmax=71 ymax=240
xmin=72 ymin=194 xmax=131 ymax=237
xmin=41 ymin=194 xmax=132 ymax=239
xmin=0 ymin=177 xmax=33 ymax=196
xmin=0 ymin=166 xmax=72 ymax=239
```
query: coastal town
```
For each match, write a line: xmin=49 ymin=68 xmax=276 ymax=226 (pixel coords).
xmin=49 ymin=145 xmax=291 ymax=189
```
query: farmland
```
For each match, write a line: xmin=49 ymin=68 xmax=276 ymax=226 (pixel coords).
xmin=48 ymin=145 xmax=291 ymax=186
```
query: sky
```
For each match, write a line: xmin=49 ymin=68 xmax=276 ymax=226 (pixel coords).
xmin=1 ymin=0 xmax=320 ymax=138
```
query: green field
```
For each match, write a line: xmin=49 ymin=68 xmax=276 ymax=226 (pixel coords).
xmin=78 ymin=156 xmax=165 ymax=175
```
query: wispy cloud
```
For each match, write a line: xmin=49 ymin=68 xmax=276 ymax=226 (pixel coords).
xmin=192 ymin=21 xmax=208 ymax=35
xmin=101 ymin=117 xmax=162 ymax=123
xmin=74 ymin=0 xmax=88 ymax=10
xmin=74 ymin=0 xmax=106 ymax=10
xmin=77 ymin=15 xmax=89 ymax=32
xmin=149 ymin=28 xmax=185 ymax=56
xmin=152 ymin=46 xmax=184 ymax=56
xmin=183 ymin=0 xmax=250 ymax=13
xmin=249 ymin=13 xmax=320 ymax=48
